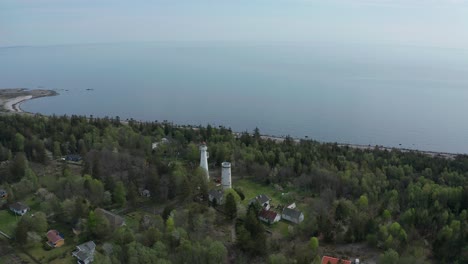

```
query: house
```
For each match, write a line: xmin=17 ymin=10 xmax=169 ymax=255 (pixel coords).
xmin=321 ymin=256 xmax=360 ymax=264
xmin=95 ymin=208 xmax=125 ymax=229
xmin=250 ymin=194 xmax=272 ymax=210
xmin=47 ymin=230 xmax=65 ymax=248
xmin=9 ymin=202 xmax=29 ymax=216
xmin=286 ymin=202 xmax=296 ymax=209
xmin=258 ymin=209 xmax=281 ymax=224
xmin=0 ymin=189 xmax=7 ymax=199
xmin=72 ymin=241 xmax=96 ymax=264
xmin=208 ymin=189 xmax=224 ymax=205
xmin=282 ymin=207 xmax=304 ymax=224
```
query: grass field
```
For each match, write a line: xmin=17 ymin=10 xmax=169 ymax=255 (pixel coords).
xmin=0 ymin=210 xmax=19 ymax=237
xmin=27 ymin=243 xmax=74 ymax=264
xmin=234 ymin=178 xmax=285 ymax=206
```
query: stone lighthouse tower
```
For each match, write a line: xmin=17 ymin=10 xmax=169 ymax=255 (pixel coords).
xmin=199 ymin=143 xmax=209 ymax=180
xmin=221 ymin=162 xmax=232 ymax=189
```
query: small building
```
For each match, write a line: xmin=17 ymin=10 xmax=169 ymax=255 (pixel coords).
xmin=321 ymin=256 xmax=360 ymax=264
xmin=282 ymin=207 xmax=304 ymax=224
xmin=208 ymin=189 xmax=224 ymax=205
xmin=72 ymin=241 xmax=96 ymax=264
xmin=95 ymin=208 xmax=125 ymax=229
xmin=258 ymin=209 xmax=281 ymax=224
xmin=286 ymin=202 xmax=296 ymax=209
xmin=47 ymin=230 xmax=65 ymax=248
xmin=250 ymin=194 xmax=272 ymax=210
xmin=9 ymin=202 xmax=29 ymax=216
xmin=0 ymin=189 xmax=7 ymax=199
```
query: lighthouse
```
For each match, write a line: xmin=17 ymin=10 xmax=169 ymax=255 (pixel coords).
xmin=199 ymin=143 xmax=209 ymax=180
xmin=221 ymin=162 xmax=232 ymax=189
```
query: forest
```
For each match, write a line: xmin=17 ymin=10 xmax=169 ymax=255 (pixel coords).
xmin=0 ymin=114 xmax=466 ymax=264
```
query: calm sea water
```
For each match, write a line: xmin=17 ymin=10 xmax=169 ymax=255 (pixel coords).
xmin=1 ymin=42 xmax=468 ymax=153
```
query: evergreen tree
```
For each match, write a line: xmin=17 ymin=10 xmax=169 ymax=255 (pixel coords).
xmin=224 ymin=193 xmax=237 ymax=220
xmin=113 ymin=181 xmax=127 ymax=207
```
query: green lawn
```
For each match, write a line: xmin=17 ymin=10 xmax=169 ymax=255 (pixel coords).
xmin=269 ymin=221 xmax=291 ymax=236
xmin=0 ymin=210 xmax=19 ymax=237
xmin=27 ymin=242 xmax=75 ymax=264
xmin=235 ymin=179 xmax=284 ymax=206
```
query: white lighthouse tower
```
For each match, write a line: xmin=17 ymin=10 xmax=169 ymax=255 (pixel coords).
xmin=199 ymin=143 xmax=209 ymax=180
xmin=221 ymin=162 xmax=232 ymax=189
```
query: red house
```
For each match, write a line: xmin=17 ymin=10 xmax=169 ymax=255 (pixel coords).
xmin=321 ymin=256 xmax=357 ymax=264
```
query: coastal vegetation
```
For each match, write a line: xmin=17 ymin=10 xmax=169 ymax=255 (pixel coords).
xmin=0 ymin=114 xmax=466 ymax=263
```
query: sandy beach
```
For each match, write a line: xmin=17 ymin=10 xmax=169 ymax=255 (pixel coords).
xmin=2 ymin=95 xmax=33 ymax=112
xmin=0 ymin=88 xmax=58 ymax=113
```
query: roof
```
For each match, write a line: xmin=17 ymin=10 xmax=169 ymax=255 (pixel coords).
xmin=9 ymin=202 xmax=29 ymax=211
xmin=95 ymin=208 xmax=125 ymax=227
xmin=77 ymin=241 xmax=96 ymax=253
xmin=258 ymin=209 xmax=279 ymax=221
xmin=0 ymin=189 xmax=6 ymax=195
xmin=208 ymin=189 xmax=224 ymax=200
xmin=47 ymin=230 xmax=64 ymax=243
xmin=321 ymin=256 xmax=352 ymax=264
xmin=75 ymin=250 xmax=91 ymax=261
xmin=255 ymin=194 xmax=271 ymax=204
xmin=73 ymin=241 xmax=96 ymax=261
xmin=282 ymin=208 xmax=303 ymax=220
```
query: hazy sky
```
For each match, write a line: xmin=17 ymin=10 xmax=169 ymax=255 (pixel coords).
xmin=1 ymin=0 xmax=468 ymax=48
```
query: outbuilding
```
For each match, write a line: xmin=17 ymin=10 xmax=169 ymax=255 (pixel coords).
xmin=282 ymin=207 xmax=304 ymax=224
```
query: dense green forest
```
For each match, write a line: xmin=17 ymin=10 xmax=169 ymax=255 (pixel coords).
xmin=0 ymin=114 xmax=466 ymax=264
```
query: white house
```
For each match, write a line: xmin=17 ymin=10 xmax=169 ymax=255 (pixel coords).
xmin=258 ymin=209 xmax=281 ymax=224
xmin=9 ymin=202 xmax=29 ymax=216
xmin=250 ymin=194 xmax=272 ymax=210
xmin=282 ymin=207 xmax=304 ymax=224
xmin=72 ymin=241 xmax=96 ymax=264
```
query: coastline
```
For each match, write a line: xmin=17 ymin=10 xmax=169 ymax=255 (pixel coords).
xmin=0 ymin=88 xmax=58 ymax=114
xmin=4 ymin=95 xmax=33 ymax=112
xmin=0 ymin=88 xmax=462 ymax=159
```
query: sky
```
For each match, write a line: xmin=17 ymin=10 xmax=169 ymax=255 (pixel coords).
xmin=1 ymin=0 xmax=468 ymax=48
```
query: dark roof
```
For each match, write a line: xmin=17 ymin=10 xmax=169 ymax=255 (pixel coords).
xmin=77 ymin=241 xmax=96 ymax=252
xmin=47 ymin=230 xmax=64 ymax=243
xmin=282 ymin=208 xmax=303 ymax=219
xmin=95 ymin=208 xmax=125 ymax=227
xmin=258 ymin=209 xmax=279 ymax=222
xmin=208 ymin=189 xmax=224 ymax=200
xmin=9 ymin=202 xmax=29 ymax=211
xmin=321 ymin=256 xmax=352 ymax=264
xmin=255 ymin=194 xmax=271 ymax=204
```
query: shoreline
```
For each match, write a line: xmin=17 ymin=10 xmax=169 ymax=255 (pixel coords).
xmin=4 ymin=95 xmax=33 ymax=112
xmin=0 ymin=88 xmax=58 ymax=114
xmin=0 ymin=88 xmax=462 ymax=159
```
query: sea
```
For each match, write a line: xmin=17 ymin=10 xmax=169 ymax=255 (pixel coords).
xmin=1 ymin=42 xmax=468 ymax=153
